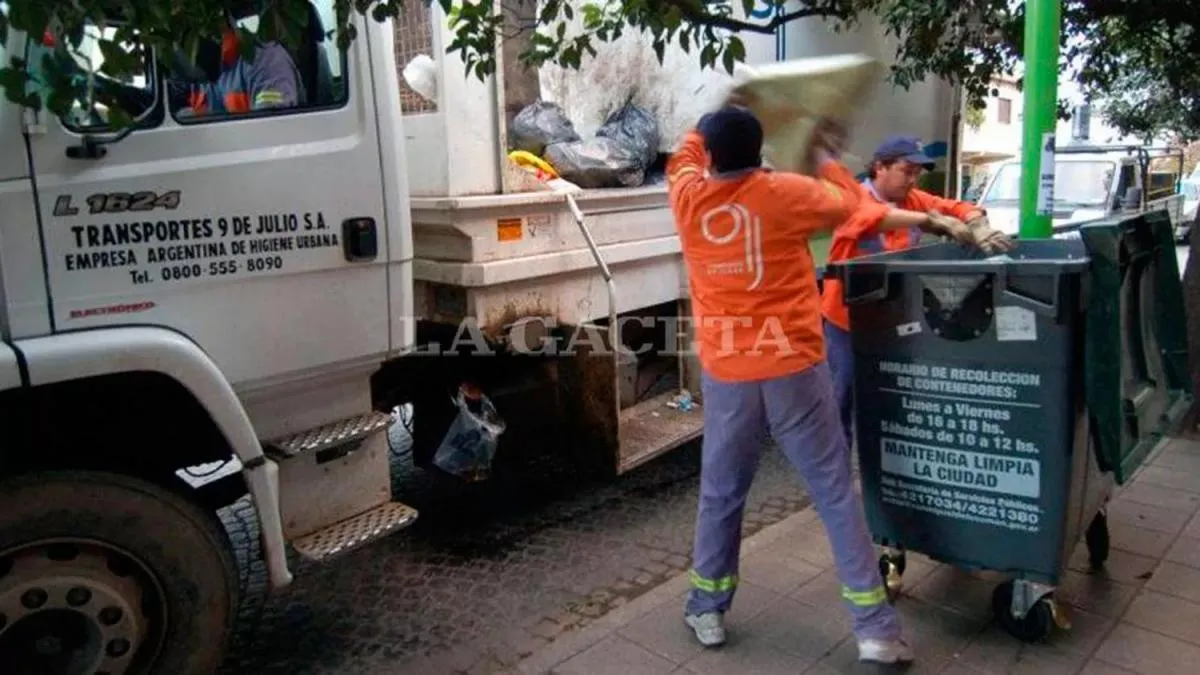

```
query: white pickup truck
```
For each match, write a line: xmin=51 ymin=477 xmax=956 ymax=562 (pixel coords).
xmin=974 ymin=145 xmax=1187 ymax=237
xmin=0 ymin=2 xmax=961 ymax=672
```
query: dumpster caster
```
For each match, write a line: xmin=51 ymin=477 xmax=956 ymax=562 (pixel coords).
xmin=1085 ymin=511 xmax=1110 ymax=571
xmin=992 ymin=580 xmax=1067 ymax=643
xmin=878 ymin=551 xmax=906 ymax=595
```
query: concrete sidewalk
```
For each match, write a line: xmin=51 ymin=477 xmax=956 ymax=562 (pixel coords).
xmin=510 ymin=436 xmax=1200 ymax=675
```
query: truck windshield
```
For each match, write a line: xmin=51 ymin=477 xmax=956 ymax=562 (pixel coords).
xmin=981 ymin=160 xmax=1116 ymax=209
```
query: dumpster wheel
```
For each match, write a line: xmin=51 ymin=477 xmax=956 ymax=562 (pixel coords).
xmin=1085 ymin=511 xmax=1110 ymax=571
xmin=991 ymin=581 xmax=1059 ymax=643
xmin=877 ymin=551 xmax=906 ymax=597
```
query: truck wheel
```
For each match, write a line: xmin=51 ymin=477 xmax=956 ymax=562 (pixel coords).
xmin=0 ymin=471 xmax=238 ymax=675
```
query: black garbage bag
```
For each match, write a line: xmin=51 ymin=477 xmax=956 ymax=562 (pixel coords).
xmin=545 ymin=137 xmax=646 ymax=189
xmin=508 ymin=101 xmax=581 ymax=156
xmin=596 ymin=101 xmax=661 ymax=170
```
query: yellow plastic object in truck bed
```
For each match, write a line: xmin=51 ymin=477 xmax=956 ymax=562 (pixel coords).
xmin=729 ymin=53 xmax=884 ymax=175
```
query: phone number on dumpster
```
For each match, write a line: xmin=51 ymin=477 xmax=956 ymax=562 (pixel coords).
xmin=879 ymin=480 xmax=1042 ymax=533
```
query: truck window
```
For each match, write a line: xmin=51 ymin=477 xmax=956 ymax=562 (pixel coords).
xmin=1115 ymin=164 xmax=1136 ymax=202
xmin=169 ymin=0 xmax=349 ymax=123
xmin=23 ymin=22 xmax=158 ymax=132
xmin=981 ymin=160 xmax=1117 ymax=209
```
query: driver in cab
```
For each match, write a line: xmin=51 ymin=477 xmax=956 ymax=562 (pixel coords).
xmin=50 ymin=14 xmax=302 ymax=120
xmin=170 ymin=22 xmax=303 ymax=117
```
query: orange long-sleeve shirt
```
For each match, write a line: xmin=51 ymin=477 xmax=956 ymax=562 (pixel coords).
xmin=668 ymin=130 xmax=889 ymax=382
xmin=820 ymin=183 xmax=983 ymax=330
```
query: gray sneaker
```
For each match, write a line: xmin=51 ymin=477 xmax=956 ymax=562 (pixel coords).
xmin=684 ymin=612 xmax=726 ymax=647
xmin=857 ymin=637 xmax=915 ymax=664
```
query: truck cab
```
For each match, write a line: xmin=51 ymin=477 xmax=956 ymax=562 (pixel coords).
xmin=0 ymin=2 xmax=965 ymax=671
xmin=976 ymin=145 xmax=1186 ymax=237
xmin=0 ymin=4 xmax=714 ymax=671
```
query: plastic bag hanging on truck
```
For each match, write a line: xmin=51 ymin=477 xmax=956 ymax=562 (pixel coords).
xmin=508 ymin=101 xmax=581 ymax=156
xmin=596 ymin=101 xmax=661 ymax=170
xmin=545 ymin=137 xmax=646 ymax=189
xmin=432 ymin=384 xmax=507 ymax=482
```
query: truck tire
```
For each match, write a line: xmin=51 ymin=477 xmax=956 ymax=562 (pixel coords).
xmin=0 ymin=471 xmax=238 ymax=675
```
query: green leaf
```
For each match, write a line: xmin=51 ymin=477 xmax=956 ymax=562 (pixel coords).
xmin=721 ymin=45 xmax=735 ymax=74
xmin=728 ymin=36 xmax=745 ymax=62
xmin=97 ymin=39 xmax=139 ymax=78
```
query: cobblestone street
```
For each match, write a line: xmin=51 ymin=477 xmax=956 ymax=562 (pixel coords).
xmin=218 ymin=423 xmax=810 ymax=674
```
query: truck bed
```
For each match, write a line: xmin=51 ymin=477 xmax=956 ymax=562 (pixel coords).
xmin=410 ymin=185 xmax=687 ymax=334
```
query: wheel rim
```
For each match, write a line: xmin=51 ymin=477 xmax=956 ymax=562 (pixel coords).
xmin=0 ymin=539 xmax=168 ymax=675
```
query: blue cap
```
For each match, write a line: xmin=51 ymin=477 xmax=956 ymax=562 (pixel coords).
xmin=697 ymin=106 xmax=763 ymax=173
xmin=872 ymin=136 xmax=935 ymax=169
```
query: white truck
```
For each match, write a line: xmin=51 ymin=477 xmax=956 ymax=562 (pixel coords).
xmin=974 ymin=145 xmax=1187 ymax=237
xmin=0 ymin=2 xmax=959 ymax=672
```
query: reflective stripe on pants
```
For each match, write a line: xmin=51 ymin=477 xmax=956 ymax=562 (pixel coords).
xmin=685 ymin=362 xmax=900 ymax=641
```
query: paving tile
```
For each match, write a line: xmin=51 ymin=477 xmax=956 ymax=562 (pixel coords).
xmin=1067 ymin=544 xmax=1159 ymax=585
xmin=953 ymin=605 xmax=1112 ymax=674
xmin=789 ymin=568 xmax=845 ymax=609
xmin=1107 ymin=498 xmax=1193 ymax=535
xmin=549 ymin=634 xmax=676 ymax=675
xmin=738 ymin=552 xmax=824 ymax=595
xmin=1057 ymin=569 xmax=1140 ymax=617
xmin=1122 ymin=589 xmax=1200 ymax=646
xmin=1107 ymin=520 xmax=1177 ymax=558
xmin=1150 ymin=440 xmax=1200 ymax=473
xmin=1144 ymin=560 xmax=1200 ymax=604
xmin=935 ymin=661 xmax=987 ymax=675
xmin=907 ymin=565 xmax=996 ymax=617
xmin=722 ymin=580 xmax=783 ymax=625
xmin=1077 ymin=658 xmax=1137 ymax=674
xmin=742 ymin=595 xmax=853 ymax=661
xmin=1093 ymin=623 xmax=1200 ymax=673
xmin=1185 ymin=512 xmax=1200 ymax=539
xmin=813 ymin=599 xmax=986 ymax=674
xmin=1164 ymin=534 xmax=1200 ymax=569
xmin=617 ymin=600 xmax=706 ymax=665
xmin=681 ymin=634 xmax=811 ymax=674
xmin=1133 ymin=466 xmax=1200 ymax=495
xmin=1112 ymin=481 xmax=1200 ymax=514
xmin=787 ymin=521 xmax=837 ymax=568
xmin=619 ymin=582 xmax=777 ymax=665
xmin=883 ymin=551 xmax=942 ymax=592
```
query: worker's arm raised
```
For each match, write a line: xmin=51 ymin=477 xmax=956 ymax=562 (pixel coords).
xmin=774 ymin=157 xmax=888 ymax=236
xmin=666 ymin=130 xmax=708 ymax=214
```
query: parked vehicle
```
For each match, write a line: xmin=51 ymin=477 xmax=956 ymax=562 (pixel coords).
xmin=0 ymin=2 xmax=960 ymax=671
xmin=975 ymin=145 xmax=1186 ymax=238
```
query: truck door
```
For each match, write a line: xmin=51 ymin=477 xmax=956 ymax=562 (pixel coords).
xmin=20 ymin=4 xmax=391 ymax=387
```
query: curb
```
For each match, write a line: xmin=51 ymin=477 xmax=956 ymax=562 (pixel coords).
xmin=508 ymin=498 xmax=818 ymax=674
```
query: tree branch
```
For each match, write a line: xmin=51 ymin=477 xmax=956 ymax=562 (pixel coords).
xmin=660 ymin=0 xmax=845 ymax=35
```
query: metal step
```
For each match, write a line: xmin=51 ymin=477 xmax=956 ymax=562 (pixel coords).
xmin=290 ymin=501 xmax=419 ymax=562
xmin=269 ymin=410 xmax=392 ymax=458
xmin=617 ymin=390 xmax=704 ymax=474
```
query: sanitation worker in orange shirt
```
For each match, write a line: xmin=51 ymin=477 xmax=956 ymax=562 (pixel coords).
xmin=666 ymin=105 xmax=1000 ymax=666
xmin=821 ymin=136 xmax=1015 ymax=450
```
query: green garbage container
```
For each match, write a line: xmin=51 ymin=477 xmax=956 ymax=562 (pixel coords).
xmin=825 ymin=210 xmax=1192 ymax=643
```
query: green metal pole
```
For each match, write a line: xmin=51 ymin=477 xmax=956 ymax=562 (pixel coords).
xmin=1018 ymin=0 xmax=1062 ymax=239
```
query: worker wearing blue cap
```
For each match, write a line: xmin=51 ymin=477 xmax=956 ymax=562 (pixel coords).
xmin=667 ymin=101 xmax=999 ymax=666
xmin=821 ymin=135 xmax=1012 ymax=453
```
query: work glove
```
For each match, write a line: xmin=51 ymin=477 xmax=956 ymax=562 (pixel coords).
xmin=928 ymin=211 xmax=1017 ymax=255
xmin=966 ymin=213 xmax=992 ymax=231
